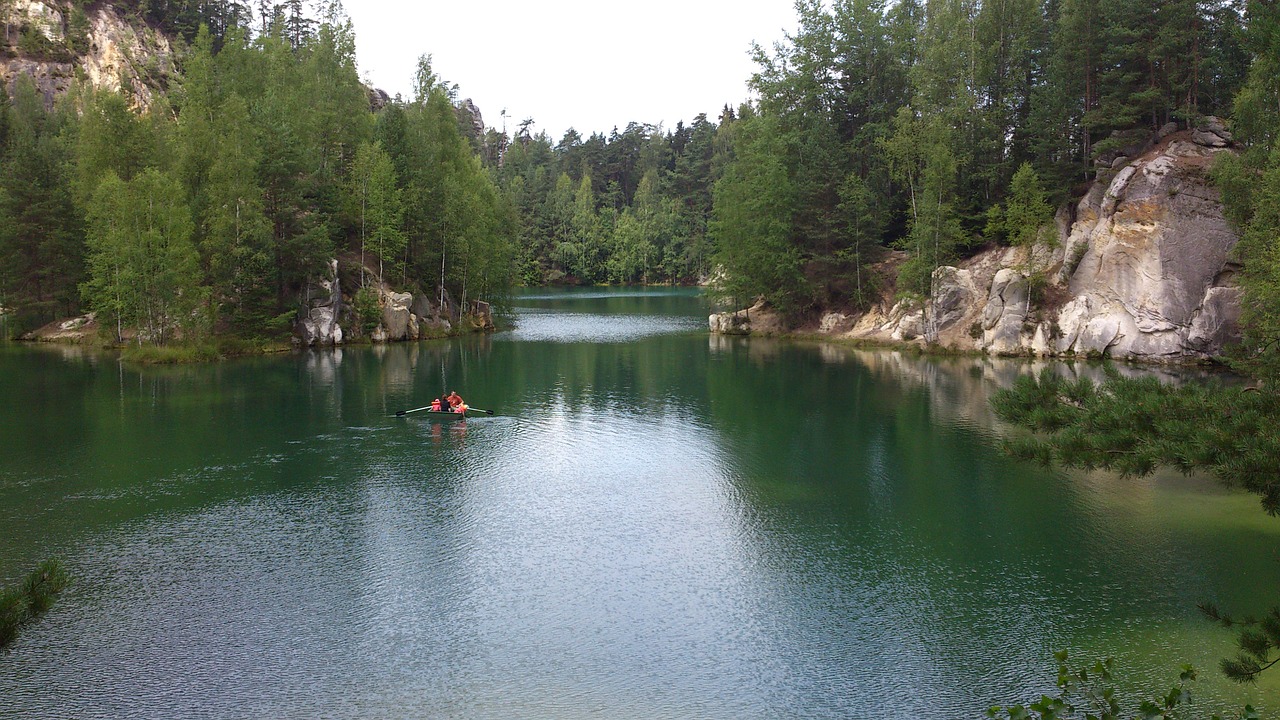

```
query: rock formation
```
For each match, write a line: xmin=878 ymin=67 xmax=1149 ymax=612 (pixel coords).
xmin=296 ymin=257 xmax=477 ymax=346
xmin=1 ymin=1 xmax=174 ymax=109
xmin=298 ymin=260 xmax=344 ymax=347
xmin=457 ymin=98 xmax=485 ymax=141
xmin=713 ymin=124 xmax=1244 ymax=364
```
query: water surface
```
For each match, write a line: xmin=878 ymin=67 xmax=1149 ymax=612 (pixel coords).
xmin=1 ymin=288 xmax=1276 ymax=718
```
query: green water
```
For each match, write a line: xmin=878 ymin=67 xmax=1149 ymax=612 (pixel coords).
xmin=1 ymin=288 xmax=1276 ymax=718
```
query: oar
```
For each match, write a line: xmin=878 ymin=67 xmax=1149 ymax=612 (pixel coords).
xmin=395 ymin=406 xmax=432 ymax=417
xmin=465 ymin=408 xmax=495 ymax=415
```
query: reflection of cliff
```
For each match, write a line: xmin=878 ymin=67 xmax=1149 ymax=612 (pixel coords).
xmin=815 ymin=347 xmax=1227 ymax=434
xmin=700 ymin=340 xmax=1280 ymax=698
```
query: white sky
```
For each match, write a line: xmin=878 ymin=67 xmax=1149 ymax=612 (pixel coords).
xmin=340 ymin=0 xmax=799 ymax=141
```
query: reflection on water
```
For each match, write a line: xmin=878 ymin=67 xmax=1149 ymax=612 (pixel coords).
xmin=1 ymin=289 xmax=1276 ymax=719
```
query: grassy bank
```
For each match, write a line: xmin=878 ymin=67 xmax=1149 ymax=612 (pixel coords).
xmin=121 ymin=337 xmax=293 ymax=365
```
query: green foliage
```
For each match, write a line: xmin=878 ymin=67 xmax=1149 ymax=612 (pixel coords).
xmin=0 ymin=75 xmax=83 ymax=329
xmin=353 ymin=285 xmax=379 ymax=334
xmin=121 ymin=342 xmax=222 ymax=364
xmin=989 ymin=163 xmax=1056 ymax=247
xmin=349 ymin=140 xmax=405 ymax=283
xmin=835 ymin=171 xmax=882 ymax=310
xmin=884 ymin=110 xmax=967 ymax=296
xmin=986 ymin=652 xmax=1257 ymax=720
xmin=1199 ymin=604 xmax=1280 ymax=684
xmin=710 ymin=113 xmax=806 ymax=313
xmin=81 ymin=168 xmax=205 ymax=345
xmin=992 ymin=367 xmax=1280 ymax=516
xmin=0 ymin=559 xmax=69 ymax=651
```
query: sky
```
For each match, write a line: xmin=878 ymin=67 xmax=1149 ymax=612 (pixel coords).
xmin=340 ymin=0 xmax=799 ymax=141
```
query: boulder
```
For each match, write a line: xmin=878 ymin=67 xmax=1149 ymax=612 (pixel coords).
xmin=889 ymin=301 xmax=925 ymax=341
xmin=1187 ymin=286 xmax=1243 ymax=353
xmin=412 ymin=294 xmax=437 ymax=322
xmin=457 ymin=98 xmax=485 ymax=141
xmin=932 ymin=266 xmax=978 ymax=332
xmin=367 ymin=86 xmax=391 ymax=113
xmin=1055 ymin=296 xmax=1093 ymax=354
xmin=419 ymin=316 xmax=452 ymax=338
xmin=1065 ymin=139 xmax=1238 ymax=359
xmin=709 ymin=299 xmax=786 ymax=335
xmin=983 ymin=269 xmax=1029 ymax=355
xmin=1192 ymin=128 xmax=1230 ymax=148
xmin=1192 ymin=116 xmax=1233 ymax=148
xmin=381 ymin=290 xmax=414 ymax=341
xmin=818 ymin=312 xmax=850 ymax=334
xmin=299 ymin=306 xmax=342 ymax=347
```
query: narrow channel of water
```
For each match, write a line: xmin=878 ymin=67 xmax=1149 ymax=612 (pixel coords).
xmin=1 ymin=288 xmax=1275 ymax=718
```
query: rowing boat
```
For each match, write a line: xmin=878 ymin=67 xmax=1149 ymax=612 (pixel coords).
xmin=415 ymin=410 xmax=469 ymax=421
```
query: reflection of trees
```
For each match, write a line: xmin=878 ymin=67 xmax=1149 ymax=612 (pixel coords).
xmin=700 ymin=341 xmax=1280 ymax=710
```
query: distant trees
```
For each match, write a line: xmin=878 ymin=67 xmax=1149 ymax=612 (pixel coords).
xmin=2 ymin=0 xmax=1275 ymax=358
xmin=488 ymin=115 xmax=722 ymax=286
xmin=82 ymin=169 xmax=203 ymax=344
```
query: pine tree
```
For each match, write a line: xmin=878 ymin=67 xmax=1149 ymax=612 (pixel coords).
xmin=0 ymin=76 xmax=83 ymax=329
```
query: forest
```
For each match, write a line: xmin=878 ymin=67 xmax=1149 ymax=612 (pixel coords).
xmin=1 ymin=0 xmax=1279 ymax=379
xmin=0 ymin=0 xmax=513 ymax=344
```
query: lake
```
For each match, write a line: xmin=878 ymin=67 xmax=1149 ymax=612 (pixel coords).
xmin=1 ymin=288 xmax=1277 ymax=718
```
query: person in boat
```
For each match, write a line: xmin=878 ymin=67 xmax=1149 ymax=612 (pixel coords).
xmin=447 ymin=391 xmax=463 ymax=410
xmin=430 ymin=397 xmax=443 ymax=412
xmin=454 ymin=399 xmax=468 ymax=414
xmin=438 ymin=394 xmax=450 ymax=412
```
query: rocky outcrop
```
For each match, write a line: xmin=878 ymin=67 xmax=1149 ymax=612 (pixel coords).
xmin=367 ymin=86 xmax=391 ymax=112
xmin=298 ymin=259 xmax=344 ymax=347
xmin=709 ymin=299 xmax=786 ymax=335
xmin=2 ymin=1 xmax=174 ymax=109
xmin=296 ymin=257 xmax=485 ymax=345
xmin=457 ymin=98 xmax=485 ymax=141
xmin=21 ymin=312 xmax=99 ymax=343
xmin=717 ymin=128 xmax=1244 ymax=365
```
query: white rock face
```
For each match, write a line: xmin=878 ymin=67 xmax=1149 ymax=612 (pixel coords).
xmin=13 ymin=0 xmax=64 ymax=41
xmin=744 ymin=133 xmax=1243 ymax=364
xmin=1 ymin=2 xmax=174 ymax=109
xmin=983 ymin=269 xmax=1030 ymax=355
xmin=1061 ymin=138 xmax=1239 ymax=360
xmin=818 ymin=312 xmax=849 ymax=334
xmin=380 ymin=291 xmax=414 ymax=341
xmin=299 ymin=260 xmax=344 ymax=347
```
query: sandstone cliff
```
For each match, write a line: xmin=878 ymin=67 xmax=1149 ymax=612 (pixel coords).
xmin=712 ymin=122 xmax=1243 ymax=364
xmin=1 ymin=1 xmax=174 ymax=108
